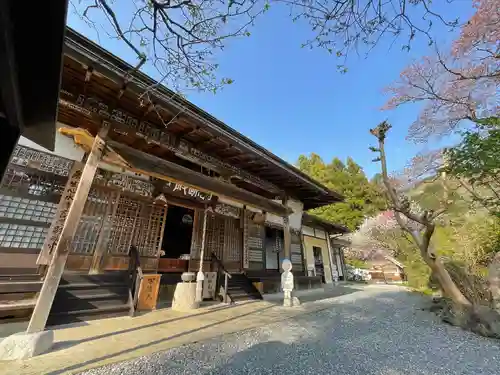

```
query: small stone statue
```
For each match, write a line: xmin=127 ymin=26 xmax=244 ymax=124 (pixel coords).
xmin=281 ymin=259 xmax=299 ymax=307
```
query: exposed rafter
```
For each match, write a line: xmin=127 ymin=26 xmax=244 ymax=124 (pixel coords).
xmin=175 ymin=125 xmax=199 ymax=138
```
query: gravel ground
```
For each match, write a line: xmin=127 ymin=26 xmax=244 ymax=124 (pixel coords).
xmin=78 ymin=286 xmax=500 ymax=375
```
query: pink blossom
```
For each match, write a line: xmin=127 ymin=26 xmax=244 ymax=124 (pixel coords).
xmin=382 ymin=1 xmax=499 ymax=143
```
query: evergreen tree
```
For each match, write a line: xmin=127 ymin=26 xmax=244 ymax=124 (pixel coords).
xmin=297 ymin=154 xmax=386 ymax=230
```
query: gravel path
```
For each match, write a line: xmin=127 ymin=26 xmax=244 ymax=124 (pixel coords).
xmin=78 ymin=286 xmax=500 ymax=375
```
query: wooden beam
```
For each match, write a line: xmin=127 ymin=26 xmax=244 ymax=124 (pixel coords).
xmin=175 ymin=126 xmax=198 ymax=138
xmin=106 ymin=141 xmax=292 ymax=217
xmin=194 ymin=136 xmax=218 ymax=148
xmin=26 ymin=123 xmax=109 ymax=334
xmin=201 ymin=143 xmax=231 ymax=154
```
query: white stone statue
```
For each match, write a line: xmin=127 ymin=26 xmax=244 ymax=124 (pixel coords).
xmin=281 ymin=259 xmax=299 ymax=307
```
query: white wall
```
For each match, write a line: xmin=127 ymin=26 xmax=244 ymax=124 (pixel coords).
xmin=287 ymin=199 xmax=303 ymax=230
xmin=18 ymin=122 xmax=85 ymax=162
xmin=302 ymin=226 xmax=315 ymax=237
xmin=315 ymin=229 xmax=326 ymax=239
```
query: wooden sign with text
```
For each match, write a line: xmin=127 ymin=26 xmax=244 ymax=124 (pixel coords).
xmin=137 ymin=274 xmax=161 ymax=311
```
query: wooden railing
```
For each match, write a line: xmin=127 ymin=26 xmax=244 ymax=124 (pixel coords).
xmin=128 ymin=245 xmax=144 ymax=316
xmin=210 ymin=252 xmax=232 ymax=303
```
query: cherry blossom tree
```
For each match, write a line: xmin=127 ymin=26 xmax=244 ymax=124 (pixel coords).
xmin=382 ymin=0 xmax=499 ymax=142
xmin=350 ymin=209 xmax=422 ymax=260
xmin=452 ymin=0 xmax=499 ymax=59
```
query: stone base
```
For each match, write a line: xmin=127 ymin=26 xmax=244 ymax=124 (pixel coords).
xmin=172 ymin=282 xmax=200 ymax=312
xmin=283 ymin=295 xmax=301 ymax=307
xmin=0 ymin=330 xmax=54 ymax=360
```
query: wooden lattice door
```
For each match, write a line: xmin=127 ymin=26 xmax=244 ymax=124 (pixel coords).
xmin=103 ymin=194 xmax=167 ymax=272
xmin=222 ymin=216 xmax=242 ymax=272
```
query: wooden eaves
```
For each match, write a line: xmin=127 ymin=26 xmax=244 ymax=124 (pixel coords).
xmin=107 ymin=141 xmax=292 ymax=216
xmin=60 ymin=127 xmax=291 ymax=217
xmin=63 ymin=28 xmax=344 ymax=210
xmin=302 ymin=213 xmax=350 ymax=234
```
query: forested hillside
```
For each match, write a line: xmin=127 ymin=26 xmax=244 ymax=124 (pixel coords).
xmin=296 ymin=153 xmax=386 ymax=230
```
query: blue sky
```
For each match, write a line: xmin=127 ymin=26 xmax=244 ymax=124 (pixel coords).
xmin=67 ymin=1 xmax=474 ymax=177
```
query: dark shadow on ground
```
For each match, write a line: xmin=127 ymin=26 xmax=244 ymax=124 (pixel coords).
xmin=47 ymin=304 xmax=276 ymax=374
xmin=49 ymin=301 xmax=257 ymax=353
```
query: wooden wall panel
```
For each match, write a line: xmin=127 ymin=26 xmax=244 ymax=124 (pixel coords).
xmin=223 ymin=217 xmax=242 ymax=265
xmin=291 ymin=231 xmax=304 ymax=271
xmin=71 ymin=187 xmax=111 ymax=255
xmin=242 ymin=209 xmax=249 ymax=268
xmin=205 ymin=212 xmax=224 ymax=260
xmin=106 ymin=196 xmax=142 ymax=255
xmin=134 ymin=202 xmax=167 ymax=257
xmin=246 ymin=212 xmax=265 ymax=270
xmin=158 ymin=258 xmax=188 ymax=273
xmin=188 ymin=260 xmax=212 ymax=272
xmin=66 ymin=255 xmax=93 ymax=270
xmin=0 ymin=253 xmax=38 ymax=269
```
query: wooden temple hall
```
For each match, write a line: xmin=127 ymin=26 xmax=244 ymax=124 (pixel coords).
xmin=0 ymin=28 xmax=348 ymax=328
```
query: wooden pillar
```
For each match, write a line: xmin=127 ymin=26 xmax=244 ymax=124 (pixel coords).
xmin=282 ymin=197 xmax=291 ymax=261
xmin=325 ymin=232 xmax=337 ymax=283
xmin=89 ymin=191 xmax=121 ymax=274
xmin=27 ymin=124 xmax=109 ymax=333
xmin=195 ymin=207 xmax=209 ymax=303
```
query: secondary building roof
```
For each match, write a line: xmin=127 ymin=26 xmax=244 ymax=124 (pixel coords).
xmin=63 ymin=28 xmax=343 ymax=210
xmin=302 ymin=213 xmax=350 ymax=234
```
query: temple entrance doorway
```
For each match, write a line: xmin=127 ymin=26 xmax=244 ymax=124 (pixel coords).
xmin=161 ymin=204 xmax=194 ymax=259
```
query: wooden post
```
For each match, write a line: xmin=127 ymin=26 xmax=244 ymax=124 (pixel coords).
xmin=224 ymin=273 xmax=229 ymax=303
xmin=89 ymin=191 xmax=121 ymax=274
xmin=283 ymin=217 xmax=291 ymax=260
xmin=325 ymin=232 xmax=337 ymax=283
xmin=282 ymin=197 xmax=291 ymax=261
xmin=27 ymin=124 xmax=109 ymax=333
xmin=37 ymin=163 xmax=85 ymax=267
xmin=195 ymin=207 xmax=209 ymax=303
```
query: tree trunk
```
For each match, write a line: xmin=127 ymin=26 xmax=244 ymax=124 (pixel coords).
xmin=488 ymin=252 xmax=500 ymax=311
xmin=423 ymin=252 xmax=471 ymax=306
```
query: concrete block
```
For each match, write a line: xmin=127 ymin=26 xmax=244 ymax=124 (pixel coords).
xmin=172 ymin=282 xmax=200 ymax=312
xmin=0 ymin=330 xmax=54 ymax=360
